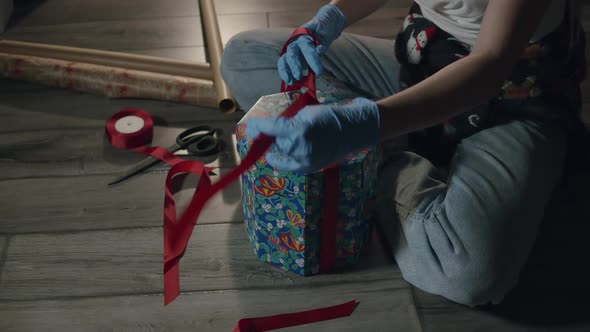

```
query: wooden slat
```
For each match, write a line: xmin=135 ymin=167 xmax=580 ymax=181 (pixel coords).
xmin=216 ymin=0 xmax=325 ymax=15
xmin=0 ymin=171 xmax=243 ymax=234
xmin=345 ymin=8 xmax=407 ymax=39
xmin=414 ymin=287 xmax=590 ymax=332
xmin=12 ymin=0 xmax=201 ymax=27
xmin=269 ymin=8 xmax=407 ymax=39
xmin=4 ymin=17 xmax=206 ymax=52
xmin=0 ymin=120 xmax=241 ymax=180
xmin=0 ymin=280 xmax=420 ymax=332
xmin=217 ymin=13 xmax=270 ymax=46
xmin=413 ymin=289 xmax=531 ymax=332
xmin=413 ymin=288 xmax=540 ymax=332
xmin=4 ymin=13 xmax=267 ymax=53
xmin=0 ymin=235 xmax=7 ymax=267
xmin=128 ymin=46 xmax=208 ymax=63
xmin=0 ymin=226 xmax=404 ymax=300
xmin=214 ymin=0 xmax=411 ymax=15
xmin=384 ymin=0 xmax=414 ymax=8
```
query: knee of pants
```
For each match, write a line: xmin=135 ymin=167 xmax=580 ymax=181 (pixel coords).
xmin=221 ymin=29 xmax=282 ymax=76
xmin=396 ymin=208 xmax=520 ymax=307
xmin=409 ymin=261 xmax=515 ymax=307
xmin=221 ymin=30 xmax=254 ymax=85
xmin=221 ymin=29 xmax=286 ymax=111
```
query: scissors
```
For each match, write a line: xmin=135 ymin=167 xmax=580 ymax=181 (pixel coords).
xmin=108 ymin=125 xmax=219 ymax=186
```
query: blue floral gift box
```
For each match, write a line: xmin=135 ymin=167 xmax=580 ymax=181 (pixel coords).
xmin=235 ymin=87 xmax=380 ymax=276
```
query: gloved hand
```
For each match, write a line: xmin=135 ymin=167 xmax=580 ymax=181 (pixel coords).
xmin=278 ymin=4 xmax=346 ymax=86
xmin=245 ymin=97 xmax=380 ymax=173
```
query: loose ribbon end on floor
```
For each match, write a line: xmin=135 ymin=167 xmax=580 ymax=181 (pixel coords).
xmin=163 ymin=265 xmax=180 ymax=306
xmin=232 ymin=300 xmax=359 ymax=331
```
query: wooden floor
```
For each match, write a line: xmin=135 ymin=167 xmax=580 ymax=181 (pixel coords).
xmin=1 ymin=1 xmax=590 ymax=331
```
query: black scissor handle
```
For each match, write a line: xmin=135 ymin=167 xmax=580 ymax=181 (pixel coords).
xmin=187 ymin=135 xmax=219 ymax=156
xmin=176 ymin=126 xmax=215 ymax=147
xmin=176 ymin=126 xmax=219 ymax=157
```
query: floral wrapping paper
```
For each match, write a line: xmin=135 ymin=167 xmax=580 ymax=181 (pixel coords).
xmin=0 ymin=52 xmax=217 ymax=107
xmin=235 ymin=87 xmax=380 ymax=276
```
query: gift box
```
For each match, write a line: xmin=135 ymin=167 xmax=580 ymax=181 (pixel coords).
xmin=235 ymin=86 xmax=380 ymax=276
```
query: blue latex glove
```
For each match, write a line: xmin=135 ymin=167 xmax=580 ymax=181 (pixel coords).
xmin=245 ymin=97 xmax=380 ymax=173
xmin=278 ymin=4 xmax=346 ymax=85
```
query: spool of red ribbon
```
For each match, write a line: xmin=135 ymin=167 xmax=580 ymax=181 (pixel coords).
xmin=105 ymin=108 xmax=154 ymax=148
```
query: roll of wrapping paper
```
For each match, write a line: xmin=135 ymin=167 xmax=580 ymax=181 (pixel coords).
xmin=0 ymin=52 xmax=217 ymax=107
xmin=200 ymin=0 xmax=238 ymax=113
xmin=0 ymin=40 xmax=213 ymax=81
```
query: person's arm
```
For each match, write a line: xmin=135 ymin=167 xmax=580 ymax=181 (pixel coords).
xmin=376 ymin=0 xmax=552 ymax=142
xmin=330 ymin=0 xmax=389 ymax=26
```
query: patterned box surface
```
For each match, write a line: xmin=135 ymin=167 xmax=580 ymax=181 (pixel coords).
xmin=235 ymin=88 xmax=379 ymax=276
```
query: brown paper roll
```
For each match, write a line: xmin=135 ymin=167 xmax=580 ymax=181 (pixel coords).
xmin=0 ymin=52 xmax=217 ymax=107
xmin=200 ymin=0 xmax=238 ymax=113
xmin=0 ymin=40 xmax=213 ymax=81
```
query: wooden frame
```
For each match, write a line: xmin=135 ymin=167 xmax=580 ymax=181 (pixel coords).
xmin=0 ymin=0 xmax=237 ymax=113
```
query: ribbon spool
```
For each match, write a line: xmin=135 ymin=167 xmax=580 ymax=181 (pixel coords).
xmin=105 ymin=109 xmax=154 ymax=149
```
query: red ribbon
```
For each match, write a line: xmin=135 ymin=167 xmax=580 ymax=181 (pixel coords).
xmin=161 ymin=27 xmax=326 ymax=306
xmin=319 ymin=167 xmax=339 ymax=273
xmin=278 ymin=29 xmax=340 ymax=275
xmin=106 ymin=29 xmax=350 ymax=329
xmin=233 ymin=300 xmax=358 ymax=332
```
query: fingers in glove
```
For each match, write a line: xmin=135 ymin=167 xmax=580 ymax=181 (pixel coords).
xmin=265 ymin=152 xmax=305 ymax=172
xmin=285 ymin=41 xmax=306 ymax=82
xmin=298 ymin=38 xmax=323 ymax=75
xmin=278 ymin=55 xmax=294 ymax=86
xmin=245 ymin=117 xmax=296 ymax=140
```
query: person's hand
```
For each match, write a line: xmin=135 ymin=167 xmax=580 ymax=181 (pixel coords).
xmin=278 ymin=4 xmax=346 ymax=86
xmin=245 ymin=97 xmax=380 ymax=173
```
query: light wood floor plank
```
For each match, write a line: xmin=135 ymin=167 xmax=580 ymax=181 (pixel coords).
xmin=4 ymin=17 xmax=205 ymax=52
xmin=215 ymin=0 xmax=412 ymax=15
xmin=216 ymin=0 xmax=325 ymax=15
xmin=384 ymin=0 xmax=414 ymax=8
xmin=217 ymin=13 xmax=269 ymax=45
xmin=0 ymin=171 xmax=243 ymax=234
xmin=5 ymin=13 xmax=268 ymax=53
xmin=214 ymin=0 xmax=410 ymax=15
xmin=0 ymin=279 xmax=420 ymax=332
xmin=0 ymin=120 xmax=240 ymax=180
xmin=0 ymin=226 xmax=404 ymax=300
xmin=269 ymin=8 xmax=407 ymax=39
xmin=414 ymin=288 xmax=590 ymax=332
xmin=11 ymin=0 xmax=201 ymax=27
xmin=127 ymin=46 xmax=207 ymax=63
xmin=0 ymin=235 xmax=7 ymax=268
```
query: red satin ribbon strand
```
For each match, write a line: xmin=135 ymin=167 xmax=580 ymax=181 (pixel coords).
xmin=279 ymin=27 xmax=338 ymax=274
xmin=133 ymin=146 xmax=193 ymax=167
xmin=233 ymin=300 xmax=358 ymax=332
xmin=163 ymin=29 xmax=322 ymax=305
xmin=319 ymin=167 xmax=339 ymax=273
xmin=162 ymin=93 xmax=316 ymax=305
xmin=163 ymin=160 xmax=213 ymax=305
xmin=162 ymin=26 xmax=348 ymax=307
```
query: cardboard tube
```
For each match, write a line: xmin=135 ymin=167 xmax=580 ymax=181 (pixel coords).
xmin=0 ymin=39 xmax=213 ymax=81
xmin=0 ymin=52 xmax=217 ymax=108
xmin=200 ymin=0 xmax=238 ymax=113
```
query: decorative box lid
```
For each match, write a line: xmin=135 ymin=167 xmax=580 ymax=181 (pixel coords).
xmin=235 ymin=90 xmax=371 ymax=165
